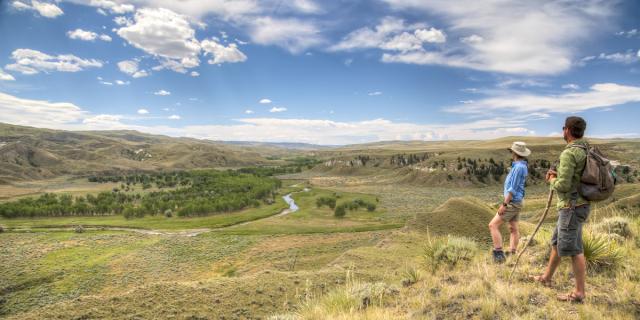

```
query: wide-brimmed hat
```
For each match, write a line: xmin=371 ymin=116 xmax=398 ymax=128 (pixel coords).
xmin=508 ymin=141 xmax=531 ymax=157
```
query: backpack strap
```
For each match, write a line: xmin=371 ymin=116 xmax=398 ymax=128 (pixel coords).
xmin=567 ymin=142 xmax=589 ymax=208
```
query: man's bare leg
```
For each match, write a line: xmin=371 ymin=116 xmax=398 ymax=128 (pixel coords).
xmin=541 ymin=245 xmax=562 ymax=281
xmin=571 ymin=254 xmax=586 ymax=298
xmin=488 ymin=214 xmax=504 ymax=249
xmin=509 ymin=220 xmax=519 ymax=252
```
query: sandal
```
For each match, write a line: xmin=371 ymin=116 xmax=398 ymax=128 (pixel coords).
xmin=529 ymin=275 xmax=553 ymax=287
xmin=557 ymin=292 xmax=585 ymax=303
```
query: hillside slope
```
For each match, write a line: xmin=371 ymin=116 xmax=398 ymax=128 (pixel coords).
xmin=0 ymin=123 xmax=299 ymax=184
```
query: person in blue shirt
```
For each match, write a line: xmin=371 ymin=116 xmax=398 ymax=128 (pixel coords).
xmin=488 ymin=141 xmax=531 ymax=263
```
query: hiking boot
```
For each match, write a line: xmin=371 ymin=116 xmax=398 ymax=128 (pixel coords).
xmin=493 ymin=249 xmax=506 ymax=263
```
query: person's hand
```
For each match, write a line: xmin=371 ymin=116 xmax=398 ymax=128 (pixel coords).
xmin=545 ymin=169 xmax=557 ymax=183
xmin=497 ymin=204 xmax=507 ymax=216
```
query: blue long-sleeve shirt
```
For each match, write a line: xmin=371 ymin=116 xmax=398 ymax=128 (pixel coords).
xmin=504 ymin=160 xmax=528 ymax=203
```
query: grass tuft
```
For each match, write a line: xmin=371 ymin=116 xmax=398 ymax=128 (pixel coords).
xmin=423 ymin=234 xmax=477 ymax=271
xmin=583 ymin=231 xmax=625 ymax=271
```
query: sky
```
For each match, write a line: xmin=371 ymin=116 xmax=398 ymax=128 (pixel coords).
xmin=0 ymin=0 xmax=639 ymax=145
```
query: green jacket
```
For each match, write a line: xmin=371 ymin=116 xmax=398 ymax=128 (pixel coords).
xmin=550 ymin=138 xmax=590 ymax=209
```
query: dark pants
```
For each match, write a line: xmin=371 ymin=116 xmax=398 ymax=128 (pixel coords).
xmin=551 ymin=205 xmax=590 ymax=257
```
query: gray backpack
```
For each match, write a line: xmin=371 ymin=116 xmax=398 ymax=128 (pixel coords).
xmin=571 ymin=144 xmax=615 ymax=201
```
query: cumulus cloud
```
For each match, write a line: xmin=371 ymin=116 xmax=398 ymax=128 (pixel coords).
xmin=377 ymin=0 xmax=615 ymax=75
xmin=244 ymin=109 xmax=254 ymax=114
xmin=168 ymin=114 xmax=181 ymax=120
xmin=67 ymin=29 xmax=112 ymax=42
xmin=190 ymin=71 xmax=199 ymax=77
xmin=12 ymin=0 xmax=64 ymax=18
xmin=259 ymin=98 xmax=272 ymax=104
xmin=368 ymin=91 xmax=382 ymax=96
xmin=269 ymin=107 xmax=287 ymax=113
xmin=154 ymin=89 xmax=171 ymax=96
xmin=137 ymin=108 xmax=149 ymax=114
xmin=201 ymin=39 xmax=247 ymax=64
xmin=0 ymin=68 xmax=15 ymax=81
xmin=331 ymin=17 xmax=443 ymax=52
xmin=447 ymin=83 xmax=640 ymax=115
xmin=5 ymin=49 xmax=102 ymax=75
xmin=117 ymin=60 xmax=149 ymax=78
xmin=116 ymin=8 xmax=201 ymax=73
xmin=247 ymin=17 xmax=324 ymax=54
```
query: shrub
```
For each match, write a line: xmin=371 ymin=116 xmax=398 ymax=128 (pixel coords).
xmin=401 ymin=265 xmax=421 ymax=287
xmin=164 ymin=209 xmax=173 ymax=218
xmin=316 ymin=196 xmax=337 ymax=209
xmin=366 ymin=203 xmax=376 ymax=212
xmin=334 ymin=205 xmax=346 ymax=218
xmin=0 ymin=225 xmax=4 ymax=233
xmin=423 ymin=235 xmax=477 ymax=271
xmin=583 ymin=231 xmax=624 ymax=271
xmin=74 ymin=225 xmax=85 ymax=233
xmin=594 ymin=217 xmax=633 ymax=239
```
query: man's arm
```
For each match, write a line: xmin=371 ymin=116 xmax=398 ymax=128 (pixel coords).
xmin=549 ymin=150 xmax=576 ymax=192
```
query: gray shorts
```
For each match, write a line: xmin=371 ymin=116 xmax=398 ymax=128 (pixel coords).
xmin=551 ymin=205 xmax=590 ymax=257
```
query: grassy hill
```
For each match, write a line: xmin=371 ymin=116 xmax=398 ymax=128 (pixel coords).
xmin=0 ymin=123 xmax=309 ymax=184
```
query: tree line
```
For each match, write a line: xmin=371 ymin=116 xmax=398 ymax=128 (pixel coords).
xmin=0 ymin=170 xmax=281 ymax=219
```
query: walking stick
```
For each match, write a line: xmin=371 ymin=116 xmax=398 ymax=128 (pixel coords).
xmin=508 ymin=190 xmax=554 ymax=283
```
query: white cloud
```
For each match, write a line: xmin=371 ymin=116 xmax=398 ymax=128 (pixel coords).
xmin=448 ymin=83 xmax=640 ymax=115
xmin=331 ymin=17 xmax=422 ymax=51
xmin=562 ymin=83 xmax=580 ymax=90
xmin=116 ymin=8 xmax=201 ymax=73
xmin=368 ymin=91 xmax=382 ymax=96
xmin=137 ymin=108 xmax=149 ymax=114
xmin=244 ymin=109 xmax=254 ymax=114
xmin=67 ymin=29 xmax=112 ymax=42
xmin=0 ymin=91 xmax=86 ymax=127
xmin=115 ymin=80 xmax=130 ymax=85
xmin=496 ymin=78 xmax=548 ymax=88
xmin=201 ymin=39 xmax=247 ymax=64
xmin=460 ymin=34 xmax=483 ymax=44
xmin=168 ymin=114 xmax=181 ymax=120
xmin=5 ymin=49 xmax=102 ymax=75
xmin=114 ymin=16 xmax=132 ymax=26
xmin=259 ymin=98 xmax=272 ymax=104
xmin=66 ymin=0 xmax=134 ymax=14
xmin=378 ymin=0 xmax=615 ymax=75
xmin=154 ymin=89 xmax=171 ymax=96
xmin=0 ymin=68 xmax=15 ymax=81
xmin=414 ymin=27 xmax=446 ymax=43
xmin=117 ymin=60 xmax=149 ymax=78
xmin=247 ymin=17 xmax=323 ymax=54
xmin=13 ymin=1 xmax=64 ymax=18
xmin=99 ymin=80 xmax=113 ymax=85
xmin=616 ymin=29 xmax=638 ymax=38
xmin=269 ymin=107 xmax=287 ymax=113
xmin=594 ymin=51 xmax=640 ymax=64
xmin=190 ymin=71 xmax=199 ymax=77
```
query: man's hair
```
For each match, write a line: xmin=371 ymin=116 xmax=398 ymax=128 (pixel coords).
xmin=565 ymin=116 xmax=587 ymax=139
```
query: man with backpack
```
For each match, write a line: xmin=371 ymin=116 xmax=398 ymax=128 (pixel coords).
xmin=533 ymin=116 xmax=592 ymax=303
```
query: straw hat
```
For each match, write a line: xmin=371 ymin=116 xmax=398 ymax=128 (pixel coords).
xmin=508 ymin=141 xmax=531 ymax=157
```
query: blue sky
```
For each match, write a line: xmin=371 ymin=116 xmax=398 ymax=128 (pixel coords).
xmin=0 ymin=0 xmax=639 ymax=144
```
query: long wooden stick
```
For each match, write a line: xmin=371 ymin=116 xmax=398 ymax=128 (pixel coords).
xmin=508 ymin=190 xmax=554 ymax=283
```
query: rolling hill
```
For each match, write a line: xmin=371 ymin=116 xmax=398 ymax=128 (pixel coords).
xmin=0 ymin=123 xmax=306 ymax=184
